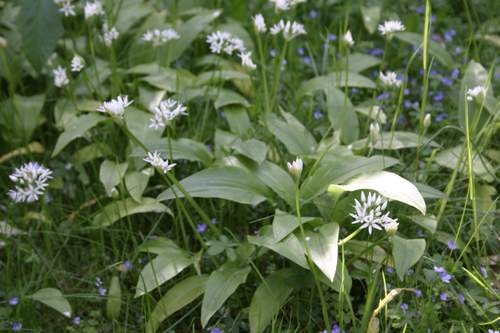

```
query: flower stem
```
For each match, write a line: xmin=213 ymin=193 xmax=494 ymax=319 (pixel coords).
xmin=338 ymin=227 xmax=363 ymax=246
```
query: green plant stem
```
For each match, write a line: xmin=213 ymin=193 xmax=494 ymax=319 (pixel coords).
xmin=256 ymin=32 xmax=271 ymax=115
xmin=338 ymin=227 xmax=363 ymax=246
xmin=270 ymin=41 xmax=288 ymax=112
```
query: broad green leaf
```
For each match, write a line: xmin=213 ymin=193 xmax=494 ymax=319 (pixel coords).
xmin=248 ymin=226 xmax=308 ymax=269
xmin=52 ymin=113 xmax=105 ymax=156
xmin=395 ymin=32 xmax=454 ymax=69
xmin=272 ymin=210 xmax=318 ymax=242
xmin=351 ymin=131 xmax=439 ymax=150
xmin=254 ymin=161 xmax=296 ymax=207
xmin=330 ymin=171 xmax=426 ymax=215
xmin=307 ymin=223 xmax=340 ymax=282
xmin=355 ymin=105 xmax=387 ymax=124
xmin=224 ymin=105 xmax=252 ymax=136
xmin=339 ymin=53 xmax=381 ymax=73
xmin=73 ymin=142 xmax=111 ymax=163
xmin=413 ymin=182 xmax=444 ymax=199
xmin=458 ymin=60 xmax=498 ymax=129
xmin=433 ymin=145 xmax=494 ymax=182
xmin=29 ymin=288 xmax=72 ymax=318
xmin=99 ymin=160 xmax=128 ymax=197
xmin=343 ymin=240 xmax=387 ymax=264
xmin=391 ymin=236 xmax=426 ymax=281
xmin=214 ymin=89 xmax=250 ymax=109
xmin=115 ymin=0 xmax=151 ymax=32
xmin=93 ymin=198 xmax=171 ymax=228
xmin=124 ymin=108 xmax=162 ymax=148
xmin=197 ymin=70 xmax=250 ymax=86
xmin=301 ymin=155 xmax=399 ymax=202
xmin=146 ymin=275 xmax=208 ymax=333
xmin=135 ymin=251 xmax=193 ymax=297
xmin=361 ymin=5 xmax=381 ymax=34
xmin=300 ymin=72 xmax=376 ymax=95
xmin=201 ymin=262 xmax=251 ymax=327
xmin=106 ymin=276 xmax=122 ymax=320
xmin=410 ymin=215 xmax=437 ymax=234
xmin=140 ymin=69 xmax=196 ymax=93
xmin=249 ymin=269 xmax=303 ymax=333
xmin=232 ymin=139 xmax=268 ymax=164
xmin=325 ymin=87 xmax=359 ymax=143
xmin=166 ymin=10 xmax=222 ymax=64
xmin=132 ymin=138 xmax=213 ymax=166
xmin=138 ymin=237 xmax=186 ymax=255
xmin=157 ymin=167 xmax=272 ymax=206
xmin=266 ymin=113 xmax=317 ymax=155
xmin=125 ymin=171 xmax=151 ymax=202
xmin=17 ymin=0 xmax=63 ymax=71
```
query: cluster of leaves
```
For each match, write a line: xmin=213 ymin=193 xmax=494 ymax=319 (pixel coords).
xmin=0 ymin=0 xmax=498 ymax=332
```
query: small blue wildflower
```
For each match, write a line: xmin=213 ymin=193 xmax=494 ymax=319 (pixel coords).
xmin=434 ymin=91 xmax=445 ymax=102
xmin=309 ymin=9 xmax=319 ymax=19
xmin=404 ymin=88 xmax=411 ymax=96
xmin=455 ymin=46 xmax=463 ymax=54
xmin=332 ymin=324 xmax=342 ymax=333
xmin=124 ymin=260 xmax=133 ymax=271
xmin=9 ymin=296 xmax=19 ymax=306
xmin=404 ymin=100 xmax=413 ymax=109
xmin=458 ymin=293 xmax=465 ymax=304
xmin=297 ymin=47 xmax=305 ymax=56
xmin=401 ymin=303 xmax=409 ymax=312
xmin=434 ymin=266 xmax=453 ymax=283
xmin=99 ymin=287 xmax=107 ymax=297
xmin=197 ymin=223 xmax=208 ymax=234
xmin=386 ymin=266 xmax=394 ymax=274
xmin=303 ymin=56 xmax=312 ymax=65
xmin=369 ymin=48 xmax=384 ymax=57
xmin=210 ymin=327 xmax=223 ymax=333
xmin=270 ymin=48 xmax=276 ymax=57
xmin=430 ymin=69 xmax=438 ymax=76
xmin=328 ymin=34 xmax=337 ymax=42
xmin=416 ymin=5 xmax=426 ymax=14
xmin=11 ymin=323 xmax=22 ymax=332
xmin=451 ymin=68 xmax=460 ymax=79
xmin=431 ymin=15 xmax=436 ymax=23
xmin=441 ymin=77 xmax=453 ymax=86
xmin=313 ymin=109 xmax=323 ymax=120
xmin=282 ymin=59 xmax=287 ymax=66
xmin=73 ymin=316 xmax=81 ymax=325
xmin=440 ymin=292 xmax=448 ymax=301
xmin=447 ymin=240 xmax=458 ymax=250
xmin=414 ymin=289 xmax=422 ymax=298
xmin=435 ymin=113 xmax=448 ymax=123
xmin=444 ymin=29 xmax=456 ymax=42
xmin=431 ymin=33 xmax=442 ymax=43
xmin=351 ymin=87 xmax=359 ymax=94
xmin=377 ymin=92 xmax=391 ymax=101
xmin=480 ymin=265 xmax=488 ymax=278
xmin=396 ymin=115 xmax=408 ymax=126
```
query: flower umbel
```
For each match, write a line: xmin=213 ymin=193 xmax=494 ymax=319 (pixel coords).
xmin=97 ymin=95 xmax=133 ymax=118
xmin=84 ymin=0 xmax=104 ymax=19
xmin=342 ymin=30 xmax=354 ymax=46
xmin=466 ymin=85 xmax=487 ymax=101
xmin=142 ymin=28 xmax=180 ymax=47
xmin=53 ymin=66 xmax=69 ymax=87
xmin=378 ymin=20 xmax=405 ymax=36
xmin=350 ymin=191 xmax=398 ymax=234
xmin=149 ymin=99 xmax=188 ymax=130
xmin=71 ymin=54 xmax=85 ymax=72
xmin=253 ymin=14 xmax=267 ymax=32
xmin=270 ymin=20 xmax=306 ymax=40
xmin=144 ymin=151 xmax=176 ymax=173
xmin=8 ymin=162 xmax=53 ymax=203
xmin=102 ymin=22 xmax=119 ymax=46
xmin=379 ymin=71 xmax=402 ymax=87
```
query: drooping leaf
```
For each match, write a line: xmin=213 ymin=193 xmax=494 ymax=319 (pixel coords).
xmin=115 ymin=0 xmax=152 ymax=32
xmin=391 ymin=236 xmax=426 ymax=281
xmin=125 ymin=171 xmax=151 ymax=202
xmin=339 ymin=53 xmax=381 ymax=73
xmin=135 ymin=251 xmax=193 ymax=297
xmin=232 ymin=139 xmax=268 ymax=164
xmin=99 ymin=160 xmax=128 ymax=197
xmin=106 ymin=276 xmax=122 ymax=320
xmin=266 ymin=113 xmax=317 ymax=155
xmin=361 ymin=5 xmax=381 ymax=34
xmin=214 ymin=89 xmax=250 ymax=109
xmin=93 ymin=198 xmax=171 ymax=228
xmin=410 ymin=215 xmax=437 ymax=234
xmin=52 ymin=113 xmax=106 ymax=157
xmin=330 ymin=171 xmax=426 ymax=215
xmin=272 ymin=210 xmax=318 ymax=242
xmin=197 ymin=70 xmax=250 ymax=86
xmin=223 ymin=105 xmax=252 ymax=136
xmin=201 ymin=262 xmax=251 ymax=327
xmin=146 ymin=275 xmax=208 ymax=333
xmin=157 ymin=167 xmax=272 ymax=206
xmin=17 ymin=0 xmax=63 ymax=71
xmin=254 ymin=161 xmax=296 ymax=207
xmin=351 ymin=131 xmax=439 ymax=150
xmin=300 ymin=72 xmax=377 ymax=94
xmin=306 ymin=223 xmax=340 ymax=282
xmin=29 ymin=288 xmax=72 ymax=318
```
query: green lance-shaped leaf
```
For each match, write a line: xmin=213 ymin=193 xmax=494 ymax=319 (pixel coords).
xmin=201 ymin=262 xmax=251 ymax=327
xmin=99 ymin=160 xmax=128 ymax=197
xmin=106 ymin=276 xmax=122 ymax=320
xmin=391 ymin=236 xmax=426 ymax=281
xmin=329 ymin=171 xmax=426 ymax=215
xmin=146 ymin=275 xmax=208 ymax=333
xmin=29 ymin=288 xmax=72 ymax=318
xmin=306 ymin=223 xmax=340 ymax=282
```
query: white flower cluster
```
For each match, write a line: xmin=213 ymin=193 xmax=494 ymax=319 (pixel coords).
xmin=378 ymin=20 xmax=405 ymax=36
xmin=466 ymin=85 xmax=487 ymax=101
xmin=287 ymin=157 xmax=303 ymax=178
xmin=8 ymin=162 xmax=53 ymax=203
xmin=71 ymin=55 xmax=85 ymax=72
xmin=253 ymin=14 xmax=267 ymax=32
xmin=102 ymin=22 xmax=119 ymax=47
xmin=350 ymin=192 xmax=399 ymax=234
xmin=142 ymin=28 xmax=180 ymax=47
xmin=206 ymin=31 xmax=256 ymax=69
xmin=379 ymin=71 xmax=402 ymax=87
xmin=270 ymin=0 xmax=306 ymax=11
xmin=54 ymin=0 xmax=76 ymax=16
xmin=97 ymin=95 xmax=133 ymax=118
xmin=143 ymin=151 xmax=176 ymax=173
xmin=149 ymin=99 xmax=188 ymax=130
xmin=270 ymin=20 xmax=306 ymax=40
xmin=343 ymin=30 xmax=354 ymax=46
xmin=53 ymin=66 xmax=69 ymax=88
xmin=84 ymin=0 xmax=104 ymax=19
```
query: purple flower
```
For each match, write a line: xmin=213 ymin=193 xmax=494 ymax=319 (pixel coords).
xmin=404 ymin=88 xmax=411 ymax=96
xmin=9 ymin=296 xmax=19 ymax=306
xmin=351 ymin=87 xmax=359 ymax=94
xmin=434 ymin=91 xmax=445 ymax=102
xmin=124 ymin=260 xmax=133 ymax=271
xmin=73 ymin=316 xmax=81 ymax=325
xmin=440 ymin=292 xmax=448 ymax=301
xmin=328 ymin=34 xmax=337 ymax=42
xmin=451 ymin=68 xmax=460 ymax=79
xmin=455 ymin=46 xmax=463 ymax=54
xmin=270 ymin=48 xmax=276 ymax=57
xmin=434 ymin=266 xmax=453 ymax=283
xmin=377 ymin=92 xmax=391 ymax=101
xmin=303 ymin=56 xmax=312 ymax=65
xmin=210 ymin=327 xmax=223 ymax=333
xmin=435 ymin=113 xmax=448 ymax=123
xmin=431 ymin=33 xmax=442 ymax=43
xmin=197 ymin=223 xmax=208 ymax=234
xmin=414 ymin=289 xmax=422 ymax=298
xmin=441 ymin=77 xmax=453 ymax=86
xmin=309 ymin=9 xmax=319 ymax=19
xmin=99 ymin=287 xmax=107 ymax=297
xmin=401 ymin=303 xmax=409 ymax=312
xmin=332 ymin=324 xmax=342 ymax=333
xmin=386 ymin=266 xmax=394 ymax=274
xmin=480 ymin=265 xmax=488 ymax=278
xmin=369 ymin=48 xmax=384 ymax=57
xmin=211 ymin=217 xmax=217 ymax=225
xmin=313 ymin=109 xmax=323 ymax=120
xmin=297 ymin=47 xmax=305 ymax=56
xmin=11 ymin=323 xmax=22 ymax=332
xmin=416 ymin=5 xmax=426 ymax=14
xmin=444 ymin=29 xmax=456 ymax=42
xmin=458 ymin=293 xmax=465 ymax=304
xmin=447 ymin=240 xmax=458 ymax=250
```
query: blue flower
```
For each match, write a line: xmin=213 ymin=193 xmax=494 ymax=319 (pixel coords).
xmin=11 ymin=323 xmax=22 ymax=332
xmin=328 ymin=34 xmax=337 ymax=42
xmin=197 ymin=223 xmax=208 ymax=233
xmin=458 ymin=293 xmax=465 ymax=304
xmin=447 ymin=240 xmax=458 ymax=250
xmin=434 ymin=266 xmax=453 ymax=283
xmin=480 ymin=265 xmax=488 ymax=278
xmin=297 ymin=47 xmax=305 ymax=56
xmin=210 ymin=327 xmax=223 ymax=333
xmin=309 ymin=9 xmax=319 ymax=19
xmin=433 ymin=91 xmax=445 ymax=102
xmin=270 ymin=48 xmax=276 ymax=57
xmin=416 ymin=5 xmax=426 ymax=14
xmin=440 ymin=292 xmax=448 ymax=301
xmin=124 ymin=260 xmax=133 ymax=271
xmin=441 ymin=77 xmax=453 ymax=86
xmin=369 ymin=48 xmax=384 ymax=57
xmin=414 ymin=289 xmax=422 ymax=298
xmin=9 ymin=296 xmax=19 ymax=306
xmin=451 ymin=68 xmax=460 ymax=79
xmin=303 ymin=56 xmax=312 ymax=65
xmin=444 ymin=29 xmax=456 ymax=42
xmin=313 ymin=109 xmax=323 ymax=120
xmin=435 ymin=113 xmax=448 ymax=123
xmin=73 ymin=316 xmax=81 ymax=325
xmin=401 ymin=303 xmax=409 ymax=312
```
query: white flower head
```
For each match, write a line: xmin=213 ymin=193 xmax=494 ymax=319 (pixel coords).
xmin=53 ymin=66 xmax=69 ymax=87
xmin=423 ymin=113 xmax=431 ymax=129
xmin=287 ymin=157 xmax=303 ymax=177
xmin=149 ymin=98 xmax=187 ymax=130
xmin=369 ymin=122 xmax=380 ymax=143
xmin=84 ymin=0 xmax=104 ymax=19
xmin=142 ymin=28 xmax=180 ymax=47
xmin=56 ymin=0 xmax=76 ymax=16
xmin=239 ymin=51 xmax=257 ymax=69
xmin=466 ymin=85 xmax=487 ymax=102
xmin=253 ymin=14 xmax=267 ymax=33
xmin=71 ymin=54 xmax=85 ymax=72
xmin=144 ymin=151 xmax=176 ymax=173
xmin=8 ymin=162 xmax=53 ymax=203
xmin=102 ymin=22 xmax=119 ymax=47
xmin=378 ymin=20 xmax=405 ymax=36
xmin=270 ymin=0 xmax=306 ymax=11
xmin=343 ymin=30 xmax=354 ymax=46
xmin=350 ymin=191 xmax=397 ymax=235
xmin=270 ymin=20 xmax=306 ymax=40
xmin=97 ymin=95 xmax=133 ymax=118
xmin=206 ymin=31 xmax=245 ymax=55
xmin=379 ymin=71 xmax=402 ymax=87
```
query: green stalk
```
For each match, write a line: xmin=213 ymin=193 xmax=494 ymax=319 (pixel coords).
xmin=270 ymin=41 xmax=288 ymax=112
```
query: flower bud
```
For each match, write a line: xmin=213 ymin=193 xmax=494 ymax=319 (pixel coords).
xmin=0 ymin=36 xmax=7 ymax=48
xmin=384 ymin=220 xmax=399 ymax=235
xmin=423 ymin=113 xmax=431 ymax=129
xmin=287 ymin=157 xmax=303 ymax=178
xmin=369 ymin=122 xmax=380 ymax=144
